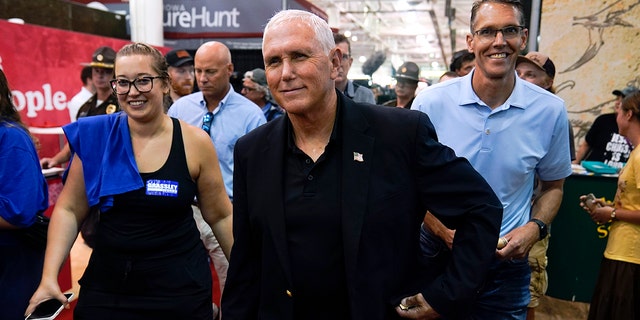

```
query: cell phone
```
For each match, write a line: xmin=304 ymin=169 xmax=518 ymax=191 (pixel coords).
xmin=25 ymin=293 xmax=73 ymax=320
xmin=585 ymin=193 xmax=602 ymax=210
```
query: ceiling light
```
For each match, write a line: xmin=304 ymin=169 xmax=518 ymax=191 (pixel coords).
xmin=344 ymin=30 xmax=352 ymax=37
xmin=416 ymin=35 xmax=428 ymax=45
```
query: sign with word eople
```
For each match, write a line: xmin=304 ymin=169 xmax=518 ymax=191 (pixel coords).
xmin=0 ymin=19 xmax=168 ymax=157
xmin=0 ymin=20 xmax=130 ymax=127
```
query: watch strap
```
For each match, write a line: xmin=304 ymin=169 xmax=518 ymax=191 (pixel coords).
xmin=529 ymin=218 xmax=547 ymax=240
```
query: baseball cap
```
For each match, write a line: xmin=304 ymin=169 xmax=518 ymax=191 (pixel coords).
xmin=516 ymin=51 xmax=555 ymax=79
xmin=165 ymin=49 xmax=193 ymax=67
xmin=395 ymin=62 xmax=420 ymax=82
xmin=450 ymin=50 xmax=474 ymax=71
xmin=612 ymin=85 xmax=639 ymax=97
xmin=244 ymin=68 xmax=268 ymax=87
xmin=87 ymin=46 xmax=116 ymax=69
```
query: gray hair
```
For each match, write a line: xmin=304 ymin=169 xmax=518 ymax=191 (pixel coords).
xmin=262 ymin=10 xmax=334 ymax=55
xmin=243 ymin=70 xmax=272 ymax=100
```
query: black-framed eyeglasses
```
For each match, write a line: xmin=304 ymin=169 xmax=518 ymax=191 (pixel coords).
xmin=202 ymin=112 xmax=214 ymax=135
xmin=110 ymin=76 xmax=163 ymax=95
xmin=473 ymin=26 xmax=525 ymax=42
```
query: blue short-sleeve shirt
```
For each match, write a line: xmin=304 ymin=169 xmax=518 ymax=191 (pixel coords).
xmin=412 ymin=72 xmax=572 ymax=236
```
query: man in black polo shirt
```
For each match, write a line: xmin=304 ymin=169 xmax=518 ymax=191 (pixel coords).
xmin=222 ymin=9 xmax=503 ymax=320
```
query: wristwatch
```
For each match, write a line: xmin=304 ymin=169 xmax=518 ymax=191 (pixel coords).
xmin=529 ymin=218 xmax=548 ymax=240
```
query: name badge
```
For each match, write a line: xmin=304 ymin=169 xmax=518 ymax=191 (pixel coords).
xmin=146 ymin=179 xmax=179 ymax=197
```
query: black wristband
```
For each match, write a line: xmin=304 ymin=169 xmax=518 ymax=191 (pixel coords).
xmin=529 ymin=218 xmax=548 ymax=240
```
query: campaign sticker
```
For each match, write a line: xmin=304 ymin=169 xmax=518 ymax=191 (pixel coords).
xmin=146 ymin=179 xmax=179 ymax=197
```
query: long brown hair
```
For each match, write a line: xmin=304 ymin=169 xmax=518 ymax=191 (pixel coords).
xmin=621 ymin=91 xmax=640 ymax=122
xmin=0 ymin=69 xmax=37 ymax=148
xmin=116 ymin=43 xmax=170 ymax=85
xmin=0 ymin=69 xmax=27 ymax=130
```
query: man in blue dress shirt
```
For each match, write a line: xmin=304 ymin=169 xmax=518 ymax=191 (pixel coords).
xmin=412 ymin=1 xmax=572 ymax=318
xmin=168 ymin=41 xmax=265 ymax=313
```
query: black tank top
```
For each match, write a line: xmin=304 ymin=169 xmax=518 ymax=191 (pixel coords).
xmin=95 ymin=117 xmax=199 ymax=258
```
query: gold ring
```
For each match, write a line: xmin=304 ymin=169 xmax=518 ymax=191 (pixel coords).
xmin=399 ymin=303 xmax=410 ymax=311
xmin=497 ymin=237 xmax=509 ymax=249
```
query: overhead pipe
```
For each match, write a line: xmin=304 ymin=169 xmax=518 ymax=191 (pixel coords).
xmin=428 ymin=9 xmax=448 ymax=68
xmin=528 ymin=0 xmax=541 ymax=51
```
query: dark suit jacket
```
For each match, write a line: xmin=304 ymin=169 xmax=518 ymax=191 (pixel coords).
xmin=222 ymin=92 xmax=502 ymax=320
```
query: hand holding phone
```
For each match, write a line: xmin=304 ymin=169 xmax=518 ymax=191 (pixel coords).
xmin=584 ymin=193 xmax=602 ymax=211
xmin=25 ymin=293 xmax=73 ymax=320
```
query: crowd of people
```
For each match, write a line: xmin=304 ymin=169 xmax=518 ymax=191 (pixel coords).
xmin=2 ymin=0 xmax=639 ymax=319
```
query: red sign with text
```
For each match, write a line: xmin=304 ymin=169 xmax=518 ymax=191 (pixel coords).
xmin=0 ymin=20 xmax=167 ymax=157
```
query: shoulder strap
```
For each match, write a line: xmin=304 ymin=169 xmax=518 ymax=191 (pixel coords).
xmin=169 ymin=117 xmax=188 ymax=169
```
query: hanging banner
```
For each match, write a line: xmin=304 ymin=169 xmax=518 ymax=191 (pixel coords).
xmin=162 ymin=0 xmax=326 ymax=39
xmin=0 ymin=20 xmax=130 ymax=127
xmin=72 ymin=0 xmax=326 ymax=43
xmin=0 ymin=19 xmax=168 ymax=157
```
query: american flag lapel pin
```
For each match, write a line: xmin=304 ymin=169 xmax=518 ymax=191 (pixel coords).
xmin=353 ymin=152 xmax=364 ymax=162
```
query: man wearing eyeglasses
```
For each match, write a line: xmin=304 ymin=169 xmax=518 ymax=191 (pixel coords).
xmin=412 ymin=0 xmax=571 ymax=318
xmin=241 ymin=68 xmax=284 ymax=121
xmin=167 ymin=41 xmax=266 ymax=307
xmin=333 ymin=33 xmax=376 ymax=105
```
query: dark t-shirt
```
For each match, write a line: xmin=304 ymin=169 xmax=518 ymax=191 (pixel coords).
xmin=584 ymin=113 xmax=632 ymax=169
xmin=382 ymin=97 xmax=415 ymax=109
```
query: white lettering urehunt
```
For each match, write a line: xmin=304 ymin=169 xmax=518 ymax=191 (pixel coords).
xmin=163 ymin=6 xmax=240 ymax=29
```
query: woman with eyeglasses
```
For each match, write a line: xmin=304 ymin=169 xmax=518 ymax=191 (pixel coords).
xmin=26 ymin=43 xmax=233 ymax=319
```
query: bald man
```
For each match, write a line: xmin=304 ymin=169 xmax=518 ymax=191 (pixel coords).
xmin=167 ymin=41 xmax=265 ymax=313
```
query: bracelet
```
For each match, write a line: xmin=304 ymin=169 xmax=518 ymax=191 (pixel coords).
xmin=611 ymin=208 xmax=617 ymax=221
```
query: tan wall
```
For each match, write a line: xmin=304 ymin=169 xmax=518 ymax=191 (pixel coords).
xmin=539 ymin=0 xmax=640 ymax=143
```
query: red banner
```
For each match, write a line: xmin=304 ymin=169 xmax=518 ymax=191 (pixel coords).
xmin=0 ymin=20 xmax=168 ymax=157
xmin=0 ymin=20 xmax=130 ymax=127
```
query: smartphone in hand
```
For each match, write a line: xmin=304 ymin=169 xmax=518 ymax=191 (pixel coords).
xmin=25 ymin=293 xmax=73 ymax=320
xmin=585 ymin=193 xmax=602 ymax=210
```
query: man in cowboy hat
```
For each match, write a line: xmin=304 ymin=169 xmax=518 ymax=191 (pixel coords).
xmin=41 ymin=46 xmax=119 ymax=171
xmin=383 ymin=61 xmax=421 ymax=109
xmin=75 ymin=46 xmax=119 ymax=118
xmin=40 ymin=46 xmax=121 ymax=249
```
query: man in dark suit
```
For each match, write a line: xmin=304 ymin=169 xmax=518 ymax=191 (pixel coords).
xmin=221 ymin=9 xmax=503 ymax=320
